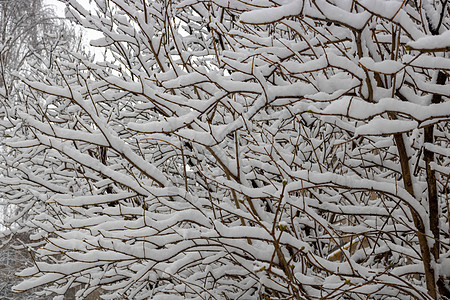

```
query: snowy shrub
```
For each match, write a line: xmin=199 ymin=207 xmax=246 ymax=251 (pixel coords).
xmin=1 ymin=0 xmax=449 ymax=299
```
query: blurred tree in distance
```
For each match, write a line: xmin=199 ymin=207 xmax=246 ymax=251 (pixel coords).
xmin=0 ymin=0 xmax=78 ymax=298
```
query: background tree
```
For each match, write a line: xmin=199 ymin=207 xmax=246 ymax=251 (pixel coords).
xmin=2 ymin=0 xmax=449 ymax=299
xmin=0 ymin=0 xmax=77 ymax=228
xmin=0 ymin=1 xmax=78 ymax=297
xmin=0 ymin=0 xmax=75 ymax=87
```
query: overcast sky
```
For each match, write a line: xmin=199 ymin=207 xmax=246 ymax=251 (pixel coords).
xmin=44 ymin=0 xmax=67 ymax=17
xmin=44 ymin=0 xmax=105 ymax=60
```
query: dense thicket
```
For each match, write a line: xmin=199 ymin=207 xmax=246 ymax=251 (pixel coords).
xmin=0 ymin=1 xmax=76 ymax=298
xmin=1 ymin=0 xmax=449 ymax=299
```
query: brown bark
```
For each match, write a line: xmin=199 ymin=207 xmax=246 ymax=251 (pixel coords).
xmin=424 ymin=71 xmax=446 ymax=259
xmin=423 ymin=70 xmax=448 ymax=297
xmin=393 ymin=133 xmax=437 ymax=299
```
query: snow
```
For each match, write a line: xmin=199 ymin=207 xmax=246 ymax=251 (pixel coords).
xmin=359 ymin=57 xmax=404 ymax=74
xmin=4 ymin=0 xmax=449 ymax=299
xmin=240 ymin=0 xmax=305 ymax=24
xmin=52 ymin=192 xmax=137 ymax=206
xmin=403 ymin=55 xmax=450 ymax=70
xmin=127 ymin=113 xmax=200 ymax=134
xmin=308 ymin=0 xmax=371 ymax=30
xmin=358 ymin=0 xmax=424 ymax=39
xmin=440 ymin=259 xmax=450 ymax=277
xmin=408 ymin=30 xmax=450 ymax=50
xmin=318 ymin=96 xmax=450 ymax=124
xmin=355 ymin=119 xmax=418 ymax=136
